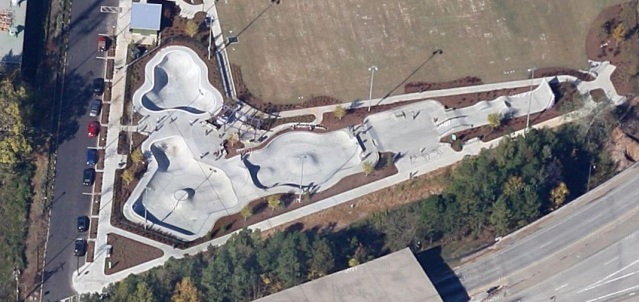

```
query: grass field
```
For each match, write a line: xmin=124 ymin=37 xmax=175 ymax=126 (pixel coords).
xmin=217 ymin=0 xmax=625 ymax=104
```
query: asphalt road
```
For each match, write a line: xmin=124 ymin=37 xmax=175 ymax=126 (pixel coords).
xmin=431 ymin=164 xmax=639 ymax=302
xmin=41 ymin=0 xmax=117 ymax=301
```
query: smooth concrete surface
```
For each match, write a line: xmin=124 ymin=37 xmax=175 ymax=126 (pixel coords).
xmin=134 ymin=46 xmax=223 ymax=116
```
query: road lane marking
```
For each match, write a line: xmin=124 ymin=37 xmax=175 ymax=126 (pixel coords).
xmin=100 ymin=6 xmax=121 ymax=13
xmin=582 ymin=258 xmax=639 ymax=292
xmin=585 ymin=284 xmax=639 ymax=302
xmin=555 ymin=283 xmax=568 ymax=291
xmin=604 ymin=256 xmax=618 ymax=266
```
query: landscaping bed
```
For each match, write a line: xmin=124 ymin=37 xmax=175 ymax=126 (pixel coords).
xmin=97 ymin=149 xmax=105 ymax=170
xmin=585 ymin=1 xmax=639 ymax=96
xmin=86 ymin=241 xmax=95 ymax=263
xmin=100 ymin=103 xmax=110 ymax=125
xmin=404 ymin=76 xmax=483 ymax=93
xmin=440 ymin=82 xmax=581 ymax=147
xmin=90 ymin=218 xmax=98 ymax=239
xmin=91 ymin=197 xmax=100 ymax=216
xmin=104 ymin=233 xmax=164 ymax=275
xmin=93 ymin=172 xmax=103 ymax=194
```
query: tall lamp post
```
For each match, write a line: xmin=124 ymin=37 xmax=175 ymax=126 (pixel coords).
xmin=143 ymin=187 xmax=150 ymax=230
xmin=525 ymin=66 xmax=537 ymax=136
xmin=298 ymin=155 xmax=307 ymax=203
xmin=587 ymin=162 xmax=596 ymax=192
xmin=367 ymin=66 xmax=378 ymax=112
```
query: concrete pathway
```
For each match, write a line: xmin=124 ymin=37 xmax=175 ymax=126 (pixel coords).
xmin=71 ymin=0 xmax=627 ymax=292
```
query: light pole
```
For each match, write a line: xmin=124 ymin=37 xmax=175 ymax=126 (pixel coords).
xmin=587 ymin=162 xmax=596 ymax=191
xmin=525 ymin=66 xmax=537 ymax=136
xmin=298 ymin=155 xmax=307 ymax=203
xmin=367 ymin=66 xmax=378 ymax=112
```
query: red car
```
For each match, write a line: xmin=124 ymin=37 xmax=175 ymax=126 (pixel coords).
xmin=87 ymin=121 xmax=100 ymax=138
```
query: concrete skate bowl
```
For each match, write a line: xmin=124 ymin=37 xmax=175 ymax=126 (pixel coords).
xmin=244 ymin=130 xmax=362 ymax=191
xmin=136 ymin=46 xmax=223 ymax=115
xmin=131 ymin=136 xmax=238 ymax=239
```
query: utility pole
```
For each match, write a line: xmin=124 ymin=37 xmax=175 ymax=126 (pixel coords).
xmin=298 ymin=155 xmax=307 ymax=203
xmin=367 ymin=66 xmax=378 ymax=112
xmin=525 ymin=66 xmax=537 ymax=136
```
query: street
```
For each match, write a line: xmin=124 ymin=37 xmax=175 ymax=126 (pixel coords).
xmin=41 ymin=0 xmax=117 ymax=300
xmin=431 ymin=164 xmax=639 ymax=302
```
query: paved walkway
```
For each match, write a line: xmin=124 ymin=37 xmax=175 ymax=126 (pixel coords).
xmin=71 ymin=0 xmax=627 ymax=292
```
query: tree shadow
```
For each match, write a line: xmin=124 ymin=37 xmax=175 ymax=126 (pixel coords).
xmin=415 ymin=246 xmax=469 ymax=302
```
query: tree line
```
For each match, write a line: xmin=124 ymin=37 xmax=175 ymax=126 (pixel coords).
xmin=0 ymin=74 xmax=35 ymax=300
xmin=83 ymin=122 xmax=617 ymax=302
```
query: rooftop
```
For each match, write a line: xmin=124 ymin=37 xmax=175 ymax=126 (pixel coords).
xmin=130 ymin=3 xmax=162 ymax=31
xmin=0 ymin=0 xmax=26 ymax=65
xmin=254 ymin=248 xmax=443 ymax=302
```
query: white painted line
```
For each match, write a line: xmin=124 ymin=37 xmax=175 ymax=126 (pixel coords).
xmin=604 ymin=256 xmax=619 ymax=266
xmin=100 ymin=6 xmax=121 ymax=13
xmin=555 ymin=283 xmax=568 ymax=291
xmin=580 ymin=258 xmax=639 ymax=293
xmin=585 ymin=284 xmax=639 ymax=302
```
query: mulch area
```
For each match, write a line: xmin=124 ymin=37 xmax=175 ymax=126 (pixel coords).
xmin=86 ymin=241 xmax=95 ymax=263
xmin=90 ymin=218 xmax=98 ymax=239
xmin=104 ymin=233 xmax=164 ymax=275
xmin=93 ymin=172 xmax=103 ymax=194
xmin=440 ymin=82 xmax=580 ymax=147
xmin=122 ymin=3 xmax=226 ymax=126
xmin=97 ymin=149 xmax=105 ymax=170
xmin=205 ymin=152 xmax=399 ymax=240
xmin=100 ymin=103 xmax=110 ymax=125
xmin=404 ymin=76 xmax=483 ymax=93
xmin=585 ymin=2 xmax=639 ymax=96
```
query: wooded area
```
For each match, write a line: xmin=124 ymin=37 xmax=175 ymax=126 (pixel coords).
xmin=0 ymin=75 xmax=34 ymax=301
xmin=82 ymin=120 xmax=617 ymax=302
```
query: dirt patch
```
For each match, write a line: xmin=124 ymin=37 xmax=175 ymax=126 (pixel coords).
xmin=97 ymin=149 xmax=106 ymax=170
xmin=106 ymin=59 xmax=114 ymax=80
xmin=90 ymin=218 xmax=98 ymax=239
xmin=86 ymin=241 xmax=95 ymax=263
xmin=91 ymin=196 xmax=100 ymax=216
xmin=405 ymin=76 xmax=483 ymax=93
xmin=208 ymin=152 xmax=399 ymax=239
xmin=440 ymin=82 xmax=580 ymax=145
xmin=104 ymin=233 xmax=164 ymax=274
xmin=100 ymin=103 xmax=111 ymax=125
xmin=118 ymin=131 xmax=130 ymax=155
xmin=263 ymin=114 xmax=316 ymax=129
xmin=93 ymin=172 xmax=103 ymax=193
xmin=585 ymin=1 xmax=639 ymax=96
xmin=263 ymin=165 xmax=451 ymax=237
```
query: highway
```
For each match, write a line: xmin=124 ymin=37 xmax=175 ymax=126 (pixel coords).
xmin=41 ymin=0 xmax=116 ymax=300
xmin=431 ymin=164 xmax=639 ymax=302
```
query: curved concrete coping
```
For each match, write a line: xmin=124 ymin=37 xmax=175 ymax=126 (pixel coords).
xmin=244 ymin=130 xmax=368 ymax=192
xmin=133 ymin=45 xmax=224 ymax=117
xmin=122 ymin=135 xmax=239 ymax=241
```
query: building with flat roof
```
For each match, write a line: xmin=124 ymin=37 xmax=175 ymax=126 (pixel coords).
xmin=0 ymin=0 xmax=26 ymax=66
xmin=130 ymin=2 xmax=162 ymax=45
xmin=254 ymin=248 xmax=444 ymax=302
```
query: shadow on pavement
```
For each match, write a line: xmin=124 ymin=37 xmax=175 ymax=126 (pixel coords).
xmin=415 ymin=246 xmax=470 ymax=302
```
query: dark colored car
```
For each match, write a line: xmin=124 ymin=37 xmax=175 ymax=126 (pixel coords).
xmin=74 ymin=238 xmax=87 ymax=256
xmin=89 ymin=99 xmax=102 ymax=117
xmin=83 ymin=168 xmax=95 ymax=186
xmin=77 ymin=216 xmax=89 ymax=232
xmin=87 ymin=121 xmax=100 ymax=138
xmin=92 ymin=78 xmax=105 ymax=95
xmin=86 ymin=149 xmax=98 ymax=166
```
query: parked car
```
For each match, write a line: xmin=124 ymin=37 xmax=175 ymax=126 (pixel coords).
xmin=82 ymin=168 xmax=95 ymax=186
xmin=89 ymin=99 xmax=102 ymax=117
xmin=87 ymin=121 xmax=100 ymax=138
xmin=86 ymin=149 xmax=98 ymax=166
xmin=77 ymin=216 xmax=89 ymax=232
xmin=92 ymin=78 xmax=105 ymax=95
xmin=74 ymin=238 xmax=87 ymax=256
xmin=97 ymin=35 xmax=109 ymax=52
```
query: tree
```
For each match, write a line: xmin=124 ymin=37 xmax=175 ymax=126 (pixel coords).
xmin=489 ymin=197 xmax=511 ymax=235
xmin=612 ymin=23 xmax=626 ymax=42
xmin=550 ymin=182 xmax=569 ymax=211
xmin=487 ymin=113 xmax=502 ymax=129
xmin=267 ymin=194 xmax=281 ymax=212
xmin=171 ymin=277 xmax=200 ymax=302
xmin=122 ymin=169 xmax=135 ymax=185
xmin=132 ymin=281 xmax=156 ymax=302
xmin=308 ymin=238 xmax=334 ymax=278
xmin=333 ymin=106 xmax=347 ymax=120
xmin=185 ymin=20 xmax=199 ymax=37
xmin=0 ymin=79 xmax=32 ymax=165
xmin=131 ymin=148 xmax=144 ymax=164
xmin=362 ymin=161 xmax=374 ymax=176
xmin=240 ymin=205 xmax=252 ymax=221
